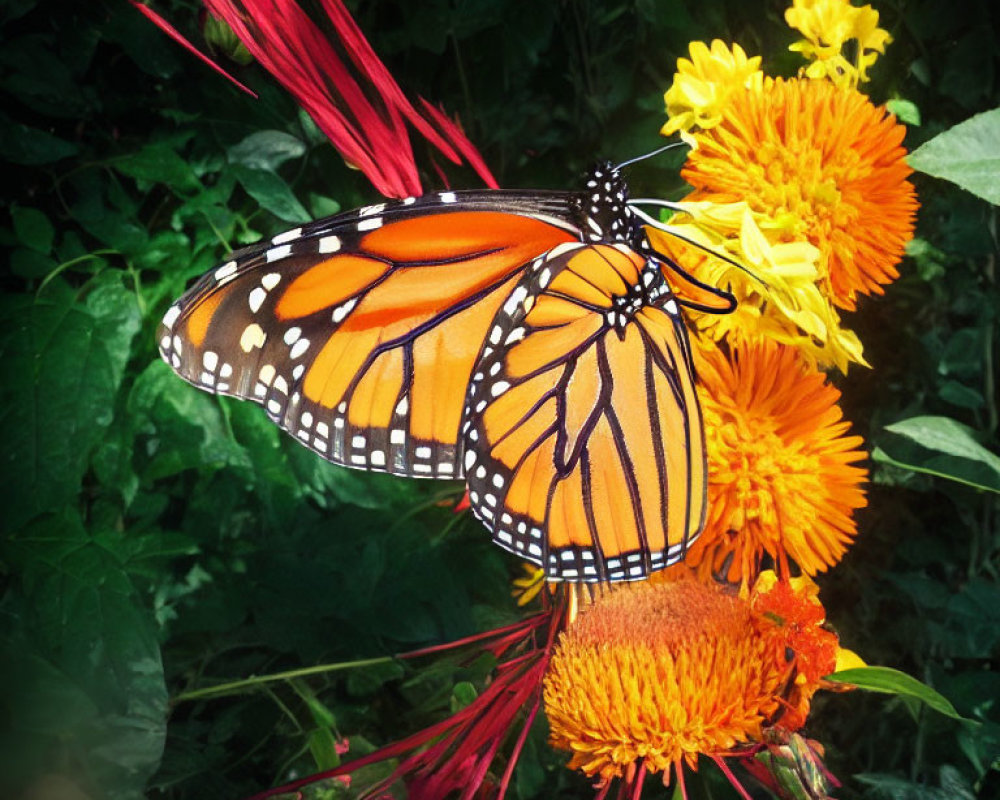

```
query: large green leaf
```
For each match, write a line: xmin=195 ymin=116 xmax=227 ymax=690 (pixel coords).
xmin=874 ymin=415 xmax=1000 ymax=493
xmin=826 ymin=666 xmax=970 ymax=722
xmin=908 ymin=108 xmax=1000 ymax=205
xmin=0 ymin=513 xmax=167 ymax=800
xmin=0 ymin=272 xmax=142 ymax=531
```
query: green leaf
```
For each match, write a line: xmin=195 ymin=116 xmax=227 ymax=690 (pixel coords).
xmin=113 ymin=144 xmax=201 ymax=194
xmin=0 ymin=112 xmax=78 ymax=164
xmin=127 ymin=361 xmax=252 ymax=482
xmin=10 ymin=247 xmax=56 ymax=279
xmin=827 ymin=666 xmax=971 ymax=722
xmin=0 ymin=272 xmax=142 ymax=531
xmin=874 ymin=416 xmax=1000 ymax=493
xmin=0 ymin=513 xmax=167 ymax=800
xmin=231 ymin=164 xmax=311 ymax=223
xmin=11 ymin=205 xmax=55 ymax=253
xmin=908 ymin=108 xmax=1000 ymax=205
xmin=450 ymin=681 xmax=478 ymax=712
xmin=887 ymin=98 xmax=921 ymax=126
xmin=227 ymin=130 xmax=307 ymax=171
xmin=855 ymin=768 xmax=976 ymax=800
xmin=937 ymin=380 xmax=984 ymax=410
xmin=306 ymin=727 xmax=343 ymax=771
xmin=309 ymin=193 xmax=342 ymax=218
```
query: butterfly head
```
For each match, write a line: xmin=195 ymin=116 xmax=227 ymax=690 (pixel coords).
xmin=580 ymin=162 xmax=638 ymax=245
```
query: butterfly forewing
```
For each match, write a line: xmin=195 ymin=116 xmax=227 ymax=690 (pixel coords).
xmin=462 ymin=243 xmax=707 ymax=582
xmin=158 ymin=193 xmax=579 ymax=478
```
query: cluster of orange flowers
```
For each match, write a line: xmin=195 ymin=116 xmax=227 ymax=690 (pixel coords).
xmin=540 ymin=0 xmax=917 ymax=795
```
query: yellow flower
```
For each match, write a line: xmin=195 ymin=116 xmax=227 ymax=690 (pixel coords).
xmin=648 ymin=201 xmax=867 ymax=371
xmin=681 ymin=76 xmax=918 ymax=311
xmin=511 ymin=563 xmax=546 ymax=606
xmin=785 ymin=0 xmax=892 ymax=87
xmin=661 ymin=40 xmax=763 ymax=140
xmin=686 ymin=339 xmax=868 ymax=581
xmin=543 ymin=577 xmax=792 ymax=785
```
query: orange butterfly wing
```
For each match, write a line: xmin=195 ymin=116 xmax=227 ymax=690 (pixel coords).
xmin=159 ymin=195 xmax=578 ymax=477
xmin=462 ymin=243 xmax=707 ymax=581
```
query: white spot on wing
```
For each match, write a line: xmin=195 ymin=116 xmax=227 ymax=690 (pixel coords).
xmin=241 ymin=323 xmax=266 ymax=352
xmin=266 ymin=245 xmax=291 ymax=263
xmin=319 ymin=235 xmax=341 ymax=253
xmin=272 ymin=228 xmax=302 ymax=245
xmin=162 ymin=305 xmax=182 ymax=330
xmin=248 ymin=287 xmax=267 ymax=313
xmin=214 ymin=261 xmax=238 ymax=282
xmin=545 ymin=242 xmax=583 ymax=260
xmin=332 ymin=298 xmax=357 ymax=323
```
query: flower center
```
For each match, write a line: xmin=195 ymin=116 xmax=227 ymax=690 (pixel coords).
xmin=714 ymin=407 xmax=825 ymax=531
xmin=543 ymin=580 xmax=790 ymax=783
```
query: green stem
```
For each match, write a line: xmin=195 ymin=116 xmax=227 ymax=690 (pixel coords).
xmin=37 ymin=251 xmax=119 ymax=297
xmin=173 ymin=655 xmax=396 ymax=703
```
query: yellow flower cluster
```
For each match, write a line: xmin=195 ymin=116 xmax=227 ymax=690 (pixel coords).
xmin=660 ymin=40 xmax=762 ymax=142
xmin=657 ymin=1 xmax=914 ymax=371
xmin=786 ymin=0 xmax=892 ymax=87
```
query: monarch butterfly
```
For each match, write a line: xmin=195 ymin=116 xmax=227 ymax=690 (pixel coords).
xmin=158 ymin=159 xmax=731 ymax=582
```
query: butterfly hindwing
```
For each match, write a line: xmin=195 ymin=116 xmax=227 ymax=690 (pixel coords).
xmin=462 ymin=242 xmax=707 ymax=582
xmin=158 ymin=192 xmax=579 ymax=478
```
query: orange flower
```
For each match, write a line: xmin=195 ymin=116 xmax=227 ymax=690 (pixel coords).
xmin=543 ymin=573 xmax=845 ymax=793
xmin=751 ymin=571 xmax=849 ymax=730
xmin=687 ymin=339 xmax=868 ymax=582
xmin=682 ymin=77 xmax=917 ymax=310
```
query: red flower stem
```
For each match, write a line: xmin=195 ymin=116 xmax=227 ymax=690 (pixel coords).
xmin=495 ymin=692 xmax=541 ymax=799
xmin=398 ymin=614 xmax=547 ymax=659
xmin=630 ymin=760 xmax=647 ymax=800
xmin=711 ymin=756 xmax=755 ymax=800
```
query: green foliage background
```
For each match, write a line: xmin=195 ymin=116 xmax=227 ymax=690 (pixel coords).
xmin=1 ymin=1 xmax=997 ymax=798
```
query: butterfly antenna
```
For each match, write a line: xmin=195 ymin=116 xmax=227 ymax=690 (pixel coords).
xmin=614 ymin=142 xmax=687 ymax=171
xmin=629 ymin=200 xmax=768 ymax=290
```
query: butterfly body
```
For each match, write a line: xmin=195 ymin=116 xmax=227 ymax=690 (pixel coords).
xmin=158 ymin=163 xmax=707 ymax=582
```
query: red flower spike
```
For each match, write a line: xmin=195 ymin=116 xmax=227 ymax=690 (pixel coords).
xmin=200 ymin=0 xmax=497 ymax=198
xmin=246 ymin=599 xmax=566 ymax=800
